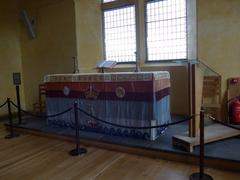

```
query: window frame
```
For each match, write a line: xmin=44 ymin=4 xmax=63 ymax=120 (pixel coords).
xmin=101 ymin=0 xmax=196 ymax=64
xmin=144 ymin=0 xmax=188 ymax=62
xmin=102 ymin=0 xmax=137 ymax=63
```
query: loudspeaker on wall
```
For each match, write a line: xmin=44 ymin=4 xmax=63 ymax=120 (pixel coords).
xmin=20 ymin=9 xmax=36 ymax=39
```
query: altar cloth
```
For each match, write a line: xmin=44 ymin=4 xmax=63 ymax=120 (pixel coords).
xmin=44 ymin=72 xmax=171 ymax=140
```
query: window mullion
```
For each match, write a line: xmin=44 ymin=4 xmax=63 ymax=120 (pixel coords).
xmin=135 ymin=0 xmax=141 ymax=65
xmin=137 ymin=0 xmax=148 ymax=64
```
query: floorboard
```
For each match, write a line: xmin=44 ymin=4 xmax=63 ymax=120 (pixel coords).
xmin=0 ymin=124 xmax=239 ymax=180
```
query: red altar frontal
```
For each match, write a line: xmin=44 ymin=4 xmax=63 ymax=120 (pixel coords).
xmin=44 ymin=72 xmax=171 ymax=140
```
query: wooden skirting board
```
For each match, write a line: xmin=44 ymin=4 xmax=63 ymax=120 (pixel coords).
xmin=172 ymin=123 xmax=240 ymax=152
xmin=4 ymin=124 xmax=240 ymax=171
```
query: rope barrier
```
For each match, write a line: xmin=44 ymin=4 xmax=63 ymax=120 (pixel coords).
xmin=208 ymin=115 xmax=240 ymax=131
xmin=0 ymin=99 xmax=8 ymax=109
xmin=77 ymin=107 xmax=196 ymax=129
xmin=10 ymin=101 xmax=73 ymax=119
xmin=10 ymin=98 xmax=239 ymax=132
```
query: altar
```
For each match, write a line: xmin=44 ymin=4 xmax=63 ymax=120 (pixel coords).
xmin=44 ymin=72 xmax=171 ymax=140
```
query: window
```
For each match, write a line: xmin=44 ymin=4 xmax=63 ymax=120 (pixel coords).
xmin=103 ymin=6 xmax=136 ymax=62
xmin=146 ymin=0 xmax=187 ymax=61
xmin=103 ymin=0 xmax=117 ymax=3
xmin=102 ymin=0 xmax=193 ymax=63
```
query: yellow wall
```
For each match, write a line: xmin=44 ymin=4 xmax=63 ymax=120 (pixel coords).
xmin=0 ymin=0 xmax=25 ymax=116
xmin=198 ymin=0 xmax=240 ymax=114
xmin=19 ymin=0 xmax=76 ymax=109
xmin=2 ymin=0 xmax=238 ymax=116
xmin=74 ymin=0 xmax=103 ymax=72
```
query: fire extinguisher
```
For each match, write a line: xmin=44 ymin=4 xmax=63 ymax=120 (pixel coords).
xmin=228 ymin=96 xmax=240 ymax=124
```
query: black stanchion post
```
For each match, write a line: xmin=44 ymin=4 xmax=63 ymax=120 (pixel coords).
xmin=69 ymin=101 xmax=87 ymax=156
xmin=16 ymin=85 xmax=22 ymax=124
xmin=12 ymin=72 xmax=25 ymax=124
xmin=190 ymin=107 xmax=213 ymax=180
xmin=5 ymin=98 xmax=20 ymax=139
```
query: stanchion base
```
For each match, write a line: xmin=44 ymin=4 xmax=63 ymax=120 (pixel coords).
xmin=69 ymin=148 xmax=87 ymax=156
xmin=190 ymin=173 xmax=213 ymax=180
xmin=5 ymin=133 xmax=20 ymax=139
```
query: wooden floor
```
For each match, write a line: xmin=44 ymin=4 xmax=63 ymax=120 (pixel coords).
xmin=0 ymin=125 xmax=240 ymax=180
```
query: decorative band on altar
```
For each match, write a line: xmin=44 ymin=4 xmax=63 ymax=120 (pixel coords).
xmin=46 ymin=87 xmax=170 ymax=102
